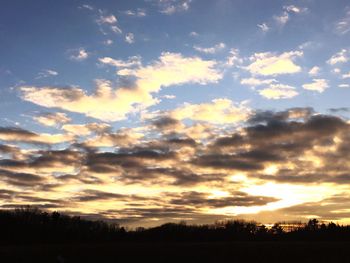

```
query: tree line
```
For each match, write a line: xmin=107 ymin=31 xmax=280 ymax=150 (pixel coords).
xmin=1 ymin=207 xmax=349 ymax=244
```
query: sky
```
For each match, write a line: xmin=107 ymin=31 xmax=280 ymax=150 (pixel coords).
xmin=0 ymin=0 xmax=350 ymax=227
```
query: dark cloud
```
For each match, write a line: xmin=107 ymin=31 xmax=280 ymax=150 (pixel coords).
xmin=248 ymin=107 xmax=314 ymax=124
xmin=0 ymin=169 xmax=44 ymax=186
xmin=0 ymin=144 xmax=17 ymax=154
xmin=165 ymin=137 xmax=197 ymax=147
xmin=0 ymin=126 xmax=69 ymax=145
xmin=0 ymin=189 xmax=16 ymax=200
xmin=0 ymin=127 xmax=36 ymax=138
xmin=152 ymin=116 xmax=181 ymax=130
xmin=192 ymin=154 xmax=264 ymax=171
xmin=1 ymin=108 xmax=350 ymax=225
xmin=328 ymin=107 xmax=350 ymax=113
xmin=168 ymin=191 xmax=279 ymax=208
xmin=277 ymin=195 xmax=350 ymax=220
xmin=72 ymin=189 xmax=129 ymax=202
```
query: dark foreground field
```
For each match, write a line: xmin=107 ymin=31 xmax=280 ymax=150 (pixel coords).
xmin=1 ymin=242 xmax=350 ymax=263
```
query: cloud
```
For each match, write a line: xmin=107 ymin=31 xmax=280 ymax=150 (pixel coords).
xmin=103 ymin=39 xmax=113 ymax=46
xmin=193 ymin=42 xmax=226 ymax=54
xmin=162 ymin=94 xmax=176 ymax=99
xmin=169 ymin=99 xmax=250 ymax=124
xmin=248 ymin=108 xmax=313 ymax=124
xmin=110 ymin=25 xmax=122 ymax=34
xmin=84 ymin=128 xmax=143 ymax=148
xmin=157 ymin=0 xmax=192 ymax=15
xmin=189 ymin=31 xmax=198 ymax=37
xmin=302 ymin=79 xmax=329 ymax=93
xmin=97 ymin=15 xmax=117 ymax=24
xmin=342 ymin=71 xmax=350 ymax=79
xmin=1 ymin=108 xmax=350 ymax=225
xmin=117 ymin=52 xmax=222 ymax=88
xmin=21 ymin=53 xmax=222 ymax=122
xmin=339 ymin=84 xmax=350 ymax=88
xmin=35 ymin=69 xmax=58 ymax=79
xmin=271 ymin=5 xmax=307 ymax=28
xmin=308 ymin=66 xmax=320 ymax=76
xmin=79 ymin=4 xmax=94 ymax=11
xmin=226 ymin=48 xmax=243 ymax=66
xmin=333 ymin=68 xmax=341 ymax=74
xmin=257 ymin=23 xmax=269 ymax=32
xmin=0 ymin=127 xmax=73 ymax=145
xmin=72 ymin=189 xmax=128 ymax=202
xmin=0 ymin=169 xmax=44 ymax=187
xmin=62 ymin=123 xmax=110 ymax=136
xmin=33 ymin=112 xmax=71 ymax=127
xmin=258 ymin=84 xmax=298 ymax=99
xmin=245 ymin=50 xmax=303 ymax=76
xmin=99 ymin=56 xmax=142 ymax=68
xmin=123 ymin=8 xmax=146 ymax=17
xmin=168 ymin=191 xmax=279 ymax=208
xmin=283 ymin=5 xmax=308 ymax=14
xmin=327 ymin=49 xmax=348 ymax=65
xmin=96 ymin=11 xmax=122 ymax=34
xmin=335 ymin=10 xmax=350 ymax=35
xmin=69 ymin=48 xmax=89 ymax=61
xmin=125 ymin=33 xmax=135 ymax=44
xmin=274 ymin=11 xmax=289 ymax=26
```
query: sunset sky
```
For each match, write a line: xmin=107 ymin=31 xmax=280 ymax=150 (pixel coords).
xmin=1 ymin=0 xmax=350 ymax=227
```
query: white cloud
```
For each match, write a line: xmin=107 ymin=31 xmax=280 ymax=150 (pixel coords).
xmin=110 ymin=25 xmax=122 ymax=34
xmin=97 ymin=15 xmax=117 ymax=24
xmin=79 ymin=4 xmax=94 ymax=10
xmin=158 ymin=0 xmax=192 ymax=15
xmin=273 ymin=5 xmax=307 ymax=27
xmin=104 ymin=39 xmax=113 ymax=46
xmin=327 ymin=49 xmax=348 ymax=65
xmin=240 ymin=78 xmax=277 ymax=87
xmin=335 ymin=10 xmax=350 ymax=35
xmin=274 ymin=11 xmax=289 ymax=25
xmin=36 ymin=69 xmax=58 ymax=79
xmin=283 ymin=5 xmax=308 ymax=14
xmin=333 ymin=68 xmax=341 ymax=74
xmin=298 ymin=41 xmax=314 ymax=50
xmin=125 ymin=33 xmax=135 ymax=44
xmin=259 ymin=84 xmax=298 ymax=99
xmin=162 ymin=94 xmax=176 ymax=99
xmin=85 ymin=128 xmax=143 ymax=148
xmin=124 ymin=8 xmax=146 ymax=17
xmin=246 ymin=50 xmax=303 ymax=76
xmin=342 ymin=71 xmax=350 ymax=79
xmin=118 ymin=52 xmax=222 ymax=87
xmin=33 ymin=112 xmax=71 ymax=127
xmin=70 ymin=48 xmax=89 ymax=61
xmin=21 ymin=53 xmax=222 ymax=122
xmin=339 ymin=84 xmax=350 ymax=88
xmin=99 ymin=56 xmax=141 ymax=68
xmin=226 ymin=48 xmax=243 ymax=66
xmin=189 ymin=31 xmax=198 ymax=37
xmin=62 ymin=123 xmax=110 ymax=136
xmin=257 ymin=23 xmax=269 ymax=32
xmin=96 ymin=12 xmax=122 ymax=34
xmin=193 ymin=42 xmax=226 ymax=54
xmin=170 ymin=98 xmax=250 ymax=124
xmin=308 ymin=66 xmax=321 ymax=76
xmin=302 ymin=79 xmax=329 ymax=93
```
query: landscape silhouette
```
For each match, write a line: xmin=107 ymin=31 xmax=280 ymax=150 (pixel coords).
xmin=1 ymin=207 xmax=350 ymax=262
